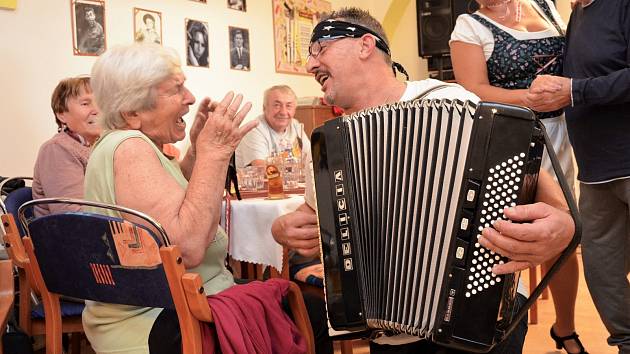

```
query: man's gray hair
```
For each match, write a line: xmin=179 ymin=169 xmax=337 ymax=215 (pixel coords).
xmin=263 ymin=85 xmax=297 ymax=108
xmin=91 ymin=43 xmax=182 ymax=130
xmin=321 ymin=7 xmax=392 ymax=65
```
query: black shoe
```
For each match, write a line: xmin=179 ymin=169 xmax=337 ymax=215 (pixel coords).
xmin=550 ymin=326 xmax=589 ymax=354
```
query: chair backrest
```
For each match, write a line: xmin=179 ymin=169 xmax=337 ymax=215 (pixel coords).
xmin=0 ymin=176 xmax=27 ymax=197
xmin=20 ymin=198 xmax=175 ymax=309
xmin=2 ymin=187 xmax=33 ymax=237
xmin=0 ymin=176 xmax=34 ymax=237
xmin=20 ymin=198 xmax=315 ymax=354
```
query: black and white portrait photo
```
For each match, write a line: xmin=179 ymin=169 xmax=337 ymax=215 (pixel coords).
xmin=227 ymin=0 xmax=246 ymax=12
xmin=71 ymin=0 xmax=106 ymax=56
xmin=186 ymin=19 xmax=209 ymax=67
xmin=229 ymin=27 xmax=250 ymax=71
xmin=134 ymin=8 xmax=162 ymax=45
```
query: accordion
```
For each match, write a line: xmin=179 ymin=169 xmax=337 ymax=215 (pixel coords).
xmin=312 ymin=99 xmax=549 ymax=352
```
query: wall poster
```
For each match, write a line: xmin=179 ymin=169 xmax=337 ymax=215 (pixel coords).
xmin=272 ymin=0 xmax=330 ymax=75
xmin=133 ymin=8 xmax=162 ymax=45
xmin=186 ymin=19 xmax=209 ymax=67
xmin=71 ymin=0 xmax=106 ymax=56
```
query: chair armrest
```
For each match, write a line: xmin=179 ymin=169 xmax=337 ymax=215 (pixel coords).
xmin=181 ymin=273 xmax=214 ymax=322
xmin=1 ymin=214 xmax=29 ymax=268
xmin=287 ymin=281 xmax=315 ymax=354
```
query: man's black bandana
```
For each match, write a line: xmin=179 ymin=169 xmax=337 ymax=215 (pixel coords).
xmin=310 ymin=19 xmax=409 ymax=80
xmin=311 ymin=19 xmax=392 ymax=55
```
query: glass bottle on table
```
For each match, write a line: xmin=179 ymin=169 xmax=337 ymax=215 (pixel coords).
xmin=266 ymin=153 xmax=285 ymax=199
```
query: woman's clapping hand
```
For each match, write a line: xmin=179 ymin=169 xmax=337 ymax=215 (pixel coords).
xmin=195 ymin=91 xmax=258 ymax=160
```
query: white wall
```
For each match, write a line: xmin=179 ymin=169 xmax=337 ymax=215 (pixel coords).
xmin=0 ymin=0 xmax=573 ymax=177
xmin=0 ymin=0 xmax=361 ymax=176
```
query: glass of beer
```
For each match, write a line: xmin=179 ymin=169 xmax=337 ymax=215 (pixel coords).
xmin=266 ymin=155 xmax=286 ymax=199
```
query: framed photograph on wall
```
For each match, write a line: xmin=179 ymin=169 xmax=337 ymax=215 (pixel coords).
xmin=134 ymin=8 xmax=162 ymax=45
xmin=272 ymin=0 xmax=330 ymax=75
xmin=227 ymin=0 xmax=246 ymax=12
xmin=186 ymin=19 xmax=209 ymax=67
xmin=71 ymin=0 xmax=106 ymax=56
xmin=228 ymin=26 xmax=250 ymax=71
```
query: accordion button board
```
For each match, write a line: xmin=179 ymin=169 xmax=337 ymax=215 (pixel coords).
xmin=312 ymin=99 xmax=544 ymax=352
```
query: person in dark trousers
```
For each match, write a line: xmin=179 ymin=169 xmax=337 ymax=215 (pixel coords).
xmin=528 ymin=1 xmax=630 ymax=353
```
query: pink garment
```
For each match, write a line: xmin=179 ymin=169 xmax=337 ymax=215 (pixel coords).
xmin=32 ymin=132 xmax=91 ymax=216
xmin=202 ymin=278 xmax=307 ymax=354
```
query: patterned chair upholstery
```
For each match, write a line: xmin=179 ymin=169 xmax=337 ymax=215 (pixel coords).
xmin=19 ymin=197 xmax=314 ymax=354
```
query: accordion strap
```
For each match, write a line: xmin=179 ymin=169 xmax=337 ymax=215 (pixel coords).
xmin=412 ymin=83 xmax=461 ymax=100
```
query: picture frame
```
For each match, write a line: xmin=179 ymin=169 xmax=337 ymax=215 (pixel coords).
xmin=272 ymin=0 xmax=330 ymax=75
xmin=70 ymin=0 xmax=106 ymax=56
xmin=227 ymin=0 xmax=246 ymax=12
xmin=228 ymin=26 xmax=250 ymax=71
xmin=0 ymin=0 xmax=17 ymax=10
xmin=133 ymin=8 xmax=162 ymax=45
xmin=185 ymin=19 xmax=209 ymax=68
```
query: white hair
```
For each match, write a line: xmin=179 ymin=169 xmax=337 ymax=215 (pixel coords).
xmin=91 ymin=43 xmax=182 ymax=130
xmin=263 ymin=85 xmax=297 ymax=108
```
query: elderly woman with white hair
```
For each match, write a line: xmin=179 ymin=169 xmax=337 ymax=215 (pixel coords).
xmin=82 ymin=43 xmax=257 ymax=354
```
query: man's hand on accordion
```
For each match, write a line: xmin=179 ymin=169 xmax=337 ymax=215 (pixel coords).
xmin=479 ymin=170 xmax=575 ymax=274
xmin=479 ymin=202 xmax=575 ymax=275
xmin=271 ymin=203 xmax=321 ymax=257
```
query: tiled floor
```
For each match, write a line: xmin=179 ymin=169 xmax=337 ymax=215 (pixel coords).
xmin=335 ymin=250 xmax=620 ymax=354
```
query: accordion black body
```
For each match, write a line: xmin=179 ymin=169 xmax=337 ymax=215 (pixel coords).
xmin=312 ymin=100 xmax=545 ymax=352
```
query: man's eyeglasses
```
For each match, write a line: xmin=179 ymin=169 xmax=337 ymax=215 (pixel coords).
xmin=307 ymin=37 xmax=344 ymax=60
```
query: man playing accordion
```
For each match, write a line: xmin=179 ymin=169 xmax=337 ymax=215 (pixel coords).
xmin=272 ymin=7 xmax=575 ymax=354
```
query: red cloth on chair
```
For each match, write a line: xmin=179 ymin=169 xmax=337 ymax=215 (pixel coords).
xmin=201 ymin=278 xmax=306 ymax=354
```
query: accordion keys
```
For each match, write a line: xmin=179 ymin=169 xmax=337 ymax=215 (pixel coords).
xmin=312 ymin=100 xmax=544 ymax=352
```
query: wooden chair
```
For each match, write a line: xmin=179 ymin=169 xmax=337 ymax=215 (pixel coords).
xmin=0 ymin=259 xmax=15 ymax=354
xmin=0 ymin=178 xmax=84 ymax=353
xmin=273 ymin=248 xmax=355 ymax=354
xmin=19 ymin=197 xmax=315 ymax=354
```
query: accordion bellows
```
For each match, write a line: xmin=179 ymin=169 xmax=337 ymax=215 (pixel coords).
xmin=312 ymin=99 xmax=544 ymax=352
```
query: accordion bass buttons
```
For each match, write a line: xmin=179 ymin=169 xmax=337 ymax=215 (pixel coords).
xmin=457 ymin=209 xmax=474 ymax=241
xmin=457 ymin=179 xmax=482 ymax=241
xmin=463 ymin=179 xmax=481 ymax=209
xmin=454 ymin=239 xmax=469 ymax=268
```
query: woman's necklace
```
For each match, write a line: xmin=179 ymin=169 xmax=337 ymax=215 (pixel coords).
xmin=486 ymin=0 xmax=523 ymax=23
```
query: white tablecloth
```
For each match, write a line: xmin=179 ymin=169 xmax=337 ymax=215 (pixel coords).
xmin=224 ymin=195 xmax=304 ymax=271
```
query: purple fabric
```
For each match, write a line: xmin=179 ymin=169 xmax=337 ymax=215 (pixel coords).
xmin=202 ymin=278 xmax=306 ymax=354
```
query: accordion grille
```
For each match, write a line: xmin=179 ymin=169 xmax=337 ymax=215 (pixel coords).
xmin=342 ymin=99 xmax=475 ymax=337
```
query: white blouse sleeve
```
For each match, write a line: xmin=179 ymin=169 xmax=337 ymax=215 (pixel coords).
xmin=449 ymin=14 xmax=495 ymax=60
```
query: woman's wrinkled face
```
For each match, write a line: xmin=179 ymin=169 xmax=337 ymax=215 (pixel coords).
xmin=135 ymin=73 xmax=196 ymax=147
xmin=57 ymin=86 xmax=101 ymax=143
